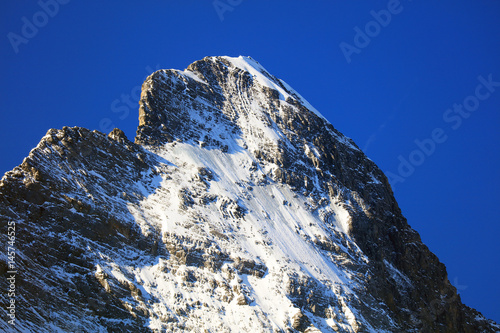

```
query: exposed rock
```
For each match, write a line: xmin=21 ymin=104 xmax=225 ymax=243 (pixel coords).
xmin=0 ymin=56 xmax=498 ymax=332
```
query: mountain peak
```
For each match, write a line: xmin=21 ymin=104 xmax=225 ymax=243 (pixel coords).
xmin=1 ymin=56 xmax=498 ymax=332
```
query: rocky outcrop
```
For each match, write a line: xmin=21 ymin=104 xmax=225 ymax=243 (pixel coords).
xmin=1 ymin=56 xmax=498 ymax=332
xmin=0 ymin=127 xmax=161 ymax=331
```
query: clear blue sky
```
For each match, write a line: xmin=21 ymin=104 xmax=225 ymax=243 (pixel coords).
xmin=1 ymin=0 xmax=499 ymax=323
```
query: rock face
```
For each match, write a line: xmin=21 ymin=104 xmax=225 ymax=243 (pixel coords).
xmin=0 ymin=56 xmax=498 ymax=332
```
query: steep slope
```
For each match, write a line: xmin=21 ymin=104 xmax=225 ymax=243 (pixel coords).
xmin=1 ymin=56 xmax=498 ymax=332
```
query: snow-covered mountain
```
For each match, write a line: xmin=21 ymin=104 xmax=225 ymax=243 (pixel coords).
xmin=1 ymin=56 xmax=498 ymax=332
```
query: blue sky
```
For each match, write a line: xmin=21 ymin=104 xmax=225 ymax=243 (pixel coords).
xmin=1 ymin=0 xmax=499 ymax=323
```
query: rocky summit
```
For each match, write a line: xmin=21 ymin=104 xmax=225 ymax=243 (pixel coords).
xmin=1 ymin=56 xmax=498 ymax=332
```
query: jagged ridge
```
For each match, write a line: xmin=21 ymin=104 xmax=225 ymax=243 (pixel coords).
xmin=0 ymin=56 xmax=498 ymax=332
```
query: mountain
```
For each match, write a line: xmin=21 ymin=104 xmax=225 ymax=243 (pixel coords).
xmin=0 ymin=56 xmax=498 ymax=332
